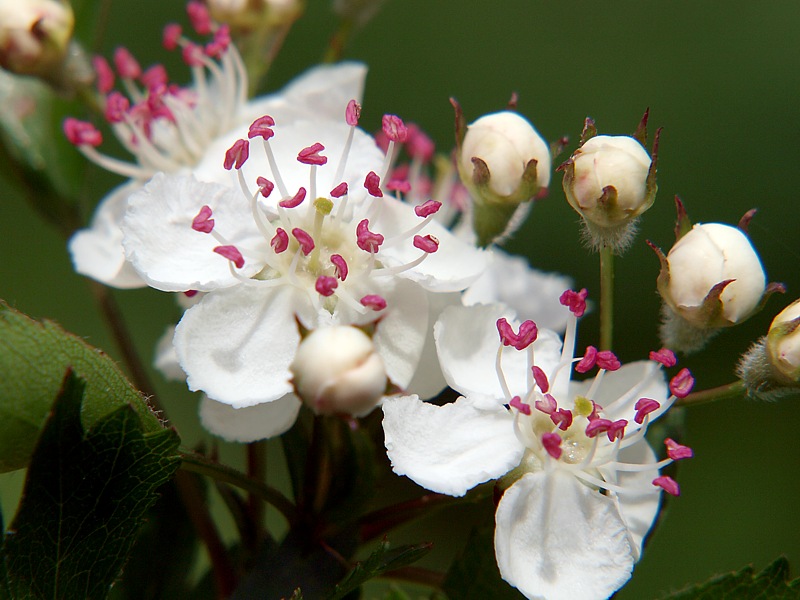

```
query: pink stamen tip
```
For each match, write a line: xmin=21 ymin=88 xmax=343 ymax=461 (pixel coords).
xmin=496 ymin=318 xmax=538 ymax=351
xmin=551 ymin=409 xmax=573 ymax=431
xmin=113 ymin=47 xmax=141 ymax=79
xmin=330 ymin=182 xmax=348 ymax=198
xmin=92 ymin=56 xmax=115 ymax=94
xmin=387 ymin=179 xmax=411 ymax=193
xmin=248 ymin=115 xmax=276 ymax=140
xmin=187 ymin=0 xmax=212 ymax=35
xmin=665 ymin=438 xmax=694 ymax=461
xmin=559 ymin=288 xmax=589 ymax=317
xmin=345 ymin=99 xmax=361 ymax=126
xmin=541 ymin=432 xmax=563 ymax=460
xmin=532 ymin=366 xmax=549 ymax=393
xmin=585 ymin=418 xmax=612 ymax=439
xmin=330 ymin=254 xmax=348 ymax=281
xmin=292 ymin=228 xmax=315 ymax=255
xmin=653 ymin=475 xmax=680 ymax=496
xmin=297 ymin=142 xmax=327 ymax=166
xmin=257 ymin=177 xmax=275 ymax=198
xmin=315 ymin=275 xmax=338 ymax=297
xmin=382 ymin=114 xmax=409 ymax=143
xmin=406 ymin=124 xmax=435 ymax=162
xmin=356 ymin=219 xmax=384 ymax=253
xmin=509 ymin=396 xmax=531 ymax=415
xmin=184 ymin=290 xmax=198 ymax=298
xmin=191 ymin=205 xmax=215 ymax=233
xmin=63 ymin=118 xmax=103 ymax=147
xmin=224 ymin=139 xmax=249 ymax=170
xmin=271 ymin=228 xmax=288 ymax=253
xmin=634 ymin=398 xmax=661 ymax=424
xmin=575 ymin=346 xmax=598 ymax=373
xmin=213 ymin=245 xmax=244 ymax=268
xmin=588 ymin=401 xmax=603 ymax=421
xmin=181 ymin=42 xmax=205 ymax=67
xmin=205 ymin=25 xmax=230 ymax=58
xmin=141 ymin=64 xmax=168 ymax=90
xmin=413 ymin=234 xmax=439 ymax=254
xmin=596 ymin=350 xmax=621 ymax=371
xmin=104 ymin=92 xmax=130 ymax=123
xmin=650 ymin=348 xmax=678 ymax=368
xmin=669 ymin=368 xmax=695 ymax=398
xmin=360 ymin=294 xmax=387 ymax=311
xmin=534 ymin=394 xmax=557 ymax=415
xmin=364 ymin=171 xmax=383 ymax=197
xmin=279 ymin=187 xmax=306 ymax=209
xmin=414 ymin=200 xmax=442 ymax=218
xmin=607 ymin=419 xmax=628 ymax=442
xmin=162 ymin=23 xmax=182 ymax=51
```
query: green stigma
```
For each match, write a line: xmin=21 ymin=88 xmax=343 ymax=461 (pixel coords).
xmin=315 ymin=197 xmax=334 ymax=216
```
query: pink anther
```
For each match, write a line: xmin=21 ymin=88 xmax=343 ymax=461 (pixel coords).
xmin=315 ymin=276 xmax=338 ymax=297
xmin=653 ymin=475 xmax=680 ymax=496
xmin=141 ymin=64 xmax=168 ymax=90
xmin=364 ymin=171 xmax=383 ymax=197
xmin=509 ymin=396 xmax=531 ymax=415
xmin=113 ymin=47 xmax=141 ymax=79
xmin=585 ymin=418 xmax=612 ymax=439
xmin=184 ymin=290 xmax=198 ymax=298
xmin=223 ymin=139 xmax=249 ymax=170
xmin=187 ymin=1 xmax=212 ymax=35
xmin=531 ymin=365 xmax=549 ymax=393
xmin=330 ymin=254 xmax=348 ymax=281
xmin=191 ymin=205 xmax=214 ymax=233
xmin=330 ymin=182 xmax=348 ymax=198
xmin=104 ymin=92 xmax=130 ymax=123
xmin=414 ymin=200 xmax=442 ymax=218
xmin=559 ymin=288 xmax=588 ymax=317
xmin=257 ymin=177 xmax=274 ymax=198
xmin=541 ymin=432 xmax=563 ymax=460
xmin=162 ymin=23 xmax=182 ymax=51
xmin=205 ymin=25 xmax=230 ymax=58
xmin=551 ymin=409 xmax=573 ymax=431
xmin=607 ymin=419 xmax=627 ymax=442
xmin=356 ymin=219 xmax=384 ymax=253
xmin=360 ymin=295 xmax=387 ymax=311
xmin=413 ymin=234 xmax=439 ymax=253
xmin=345 ymin=99 xmax=361 ymax=126
xmin=292 ymin=228 xmax=315 ymax=255
xmin=575 ymin=346 xmax=598 ymax=373
xmin=297 ymin=142 xmax=327 ymax=166
xmin=279 ymin=187 xmax=306 ymax=209
xmin=534 ymin=393 xmax=556 ymax=415
xmin=387 ymin=179 xmax=411 ymax=193
xmin=181 ymin=42 xmax=205 ymax=67
xmin=63 ymin=118 xmax=103 ymax=147
xmin=271 ymin=228 xmax=288 ymax=253
xmin=596 ymin=350 xmax=621 ymax=371
xmin=633 ymin=398 xmax=660 ymax=424
xmin=665 ymin=438 xmax=694 ymax=461
xmin=406 ymin=124 xmax=435 ymax=162
xmin=92 ymin=56 xmax=115 ymax=94
xmin=650 ymin=348 xmax=677 ymax=367
xmin=496 ymin=318 xmax=538 ymax=351
xmin=669 ymin=368 xmax=695 ymax=398
xmin=213 ymin=245 xmax=244 ymax=268
xmin=382 ymin=114 xmax=408 ymax=143
xmin=248 ymin=115 xmax=275 ymax=140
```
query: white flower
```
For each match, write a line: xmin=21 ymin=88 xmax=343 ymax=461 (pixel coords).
xmin=383 ymin=293 xmax=693 ymax=600
xmin=120 ymin=108 xmax=486 ymax=439
xmin=66 ymin=1 xmax=367 ymax=288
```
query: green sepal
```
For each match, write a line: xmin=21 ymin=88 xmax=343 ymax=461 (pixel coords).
xmin=673 ymin=196 xmax=693 ymax=241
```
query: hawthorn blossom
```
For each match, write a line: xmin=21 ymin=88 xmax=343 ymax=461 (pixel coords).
xmin=383 ymin=291 xmax=693 ymax=600
xmin=121 ymin=107 xmax=486 ymax=439
xmin=66 ymin=0 xmax=367 ymax=287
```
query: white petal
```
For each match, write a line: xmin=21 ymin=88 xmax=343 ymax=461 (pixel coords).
xmin=495 ymin=471 xmax=635 ymax=600
xmin=68 ymin=182 xmax=146 ymax=289
xmin=382 ymin=395 xmax=522 ymax=497
xmin=376 ymin=196 xmax=488 ymax=292
xmin=463 ymin=249 xmax=573 ymax=333
xmin=200 ymin=394 xmax=301 ymax=442
xmin=174 ymin=284 xmax=301 ymax=407
xmin=122 ymin=173 xmax=267 ymax=292
xmin=153 ymin=325 xmax=186 ymax=382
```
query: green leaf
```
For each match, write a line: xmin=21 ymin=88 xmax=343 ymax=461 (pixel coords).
xmin=0 ymin=370 xmax=180 ymax=600
xmin=0 ymin=301 xmax=164 ymax=472
xmin=659 ymin=557 xmax=800 ymax=600
xmin=329 ymin=540 xmax=433 ymax=600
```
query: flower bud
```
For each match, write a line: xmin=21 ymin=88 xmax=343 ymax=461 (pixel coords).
xmin=207 ymin=0 xmax=302 ymax=30
xmin=290 ymin=325 xmax=386 ymax=416
xmin=0 ymin=0 xmax=74 ymax=77
xmin=767 ymin=299 xmax=800 ymax=382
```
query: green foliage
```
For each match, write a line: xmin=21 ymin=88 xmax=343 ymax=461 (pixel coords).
xmin=0 ymin=371 xmax=180 ymax=600
xmin=660 ymin=558 xmax=800 ymax=600
xmin=0 ymin=301 xmax=164 ymax=472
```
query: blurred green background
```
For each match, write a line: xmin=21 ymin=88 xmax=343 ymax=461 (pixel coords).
xmin=1 ymin=0 xmax=799 ymax=597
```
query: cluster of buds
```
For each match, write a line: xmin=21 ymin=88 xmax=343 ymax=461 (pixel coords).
xmin=559 ymin=111 xmax=660 ymax=253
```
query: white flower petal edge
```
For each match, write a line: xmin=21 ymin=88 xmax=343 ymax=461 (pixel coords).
xmin=153 ymin=325 xmax=186 ymax=382
xmin=383 ymin=394 xmax=524 ymax=497
xmin=495 ymin=470 xmax=635 ymax=600
xmin=200 ymin=394 xmax=302 ymax=442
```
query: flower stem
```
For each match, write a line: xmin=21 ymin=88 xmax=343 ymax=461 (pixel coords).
xmin=358 ymin=492 xmax=456 ymax=542
xmin=180 ymin=450 xmax=297 ymax=524
xmin=382 ymin=566 xmax=445 ymax=590
xmin=246 ymin=440 xmax=267 ymax=538
xmin=675 ymin=379 xmax=746 ymax=407
xmin=323 ymin=19 xmax=355 ymax=63
xmin=599 ymin=245 xmax=615 ymax=351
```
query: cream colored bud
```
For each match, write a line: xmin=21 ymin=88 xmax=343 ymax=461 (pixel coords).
xmin=767 ymin=299 xmax=800 ymax=381
xmin=460 ymin=111 xmax=550 ymax=199
xmin=665 ymin=223 xmax=766 ymax=326
xmin=207 ymin=0 xmax=302 ymax=29
xmin=0 ymin=0 xmax=73 ymax=76
xmin=290 ymin=326 xmax=386 ymax=416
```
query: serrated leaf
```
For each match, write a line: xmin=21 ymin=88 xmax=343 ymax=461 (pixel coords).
xmin=660 ymin=557 xmax=800 ymax=600
xmin=0 ymin=301 xmax=164 ymax=472
xmin=329 ymin=540 xmax=433 ymax=600
xmin=0 ymin=371 xmax=180 ymax=600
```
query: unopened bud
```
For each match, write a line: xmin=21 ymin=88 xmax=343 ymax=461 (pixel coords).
xmin=290 ymin=325 xmax=386 ymax=416
xmin=767 ymin=299 xmax=800 ymax=382
xmin=207 ymin=0 xmax=302 ymax=30
xmin=0 ymin=0 xmax=74 ymax=77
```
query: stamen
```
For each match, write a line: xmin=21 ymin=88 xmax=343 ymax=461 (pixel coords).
xmin=162 ymin=23 xmax=182 ymax=51
xmin=414 ymin=200 xmax=442 ymax=218
xmin=191 ymin=205 xmax=215 ymax=233
xmin=365 ymin=171 xmax=383 ymax=198
xmin=634 ymin=398 xmax=660 ymax=424
xmin=541 ymin=432 xmax=563 ymax=460
xmin=63 ymin=118 xmax=103 ymax=147
xmin=292 ymin=228 xmax=315 ymax=255
xmin=315 ymin=276 xmax=338 ymax=297
xmin=413 ymin=234 xmax=439 ymax=253
xmin=330 ymin=182 xmax=348 ymax=198
xmin=213 ymin=245 xmax=244 ymax=268
xmin=669 ymin=368 xmax=695 ymax=398
xmin=356 ymin=219 xmax=384 ymax=253
xmin=113 ymin=47 xmax=141 ymax=80
xmin=93 ymin=56 xmax=115 ymax=94
xmin=382 ymin=114 xmax=408 ymax=143
xmin=551 ymin=409 xmax=573 ymax=431
xmin=187 ymin=0 xmax=213 ymax=35
xmin=650 ymin=348 xmax=677 ymax=367
xmin=279 ymin=187 xmax=306 ymax=209
xmin=559 ymin=288 xmax=588 ymax=317
xmin=223 ymin=138 xmax=249 ymax=170
xmin=665 ymin=438 xmax=694 ymax=460
xmin=297 ymin=142 xmax=327 ymax=165
xmin=596 ymin=350 xmax=621 ymax=371
xmin=575 ymin=345 xmax=597 ymax=373
xmin=607 ymin=419 xmax=628 ymax=442
xmin=360 ymin=295 xmax=387 ymax=311
xmin=495 ymin=343 xmax=513 ymax=402
xmin=257 ymin=177 xmax=275 ymax=198
xmin=331 ymin=254 xmax=348 ymax=281
xmin=271 ymin=228 xmax=288 ymax=253
xmin=653 ymin=475 xmax=680 ymax=496
xmin=534 ymin=394 xmax=556 ymax=415
xmin=345 ymin=99 xmax=361 ymax=126
xmin=509 ymin=396 xmax=531 ymax=415
xmin=248 ymin=115 xmax=275 ymax=140
xmin=585 ymin=418 xmax=612 ymax=438
xmin=496 ymin=318 xmax=538 ymax=351
xmin=532 ymin=365 xmax=549 ymax=392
